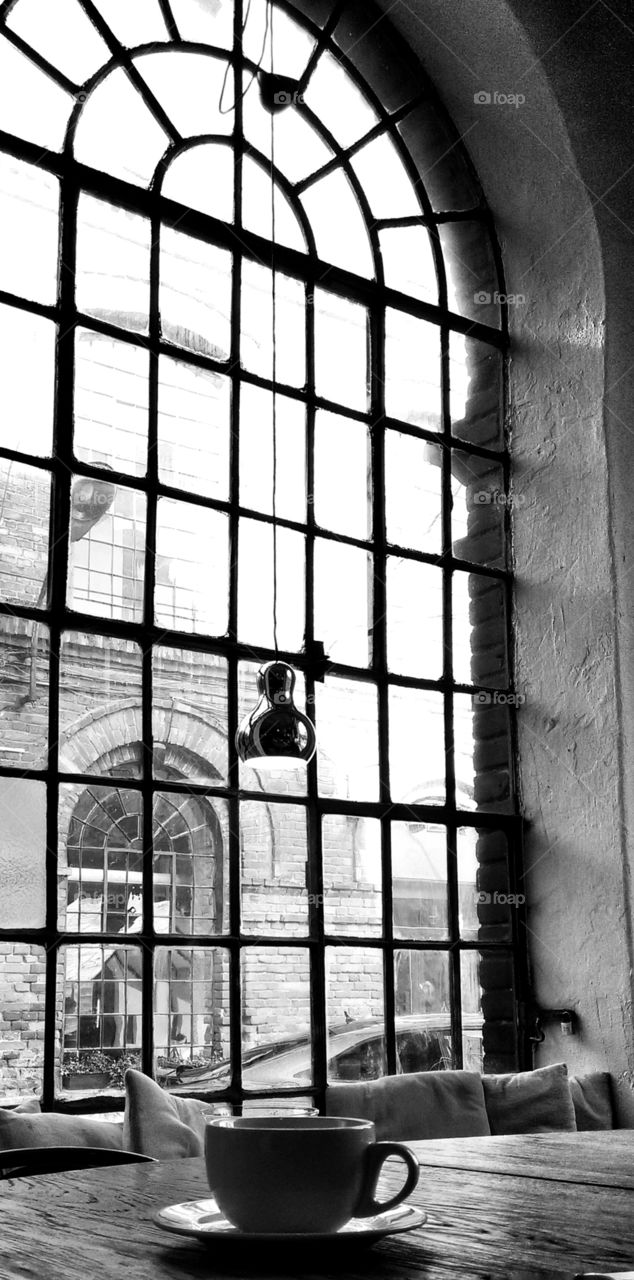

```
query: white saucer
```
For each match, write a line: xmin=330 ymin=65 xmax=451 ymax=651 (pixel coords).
xmin=154 ymin=1197 xmax=426 ymax=1245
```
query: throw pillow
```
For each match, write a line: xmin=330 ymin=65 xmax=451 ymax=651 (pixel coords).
xmin=569 ymin=1072 xmax=614 ymax=1130
xmin=123 ymin=1068 xmax=216 ymax=1159
xmin=326 ymin=1070 xmax=491 ymax=1141
xmin=482 ymin=1062 xmax=577 ymax=1134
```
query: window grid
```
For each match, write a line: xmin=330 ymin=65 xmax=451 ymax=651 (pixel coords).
xmin=0 ymin=0 xmax=526 ymax=1112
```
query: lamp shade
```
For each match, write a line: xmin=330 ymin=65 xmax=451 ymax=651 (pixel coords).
xmin=236 ymin=661 xmax=316 ymax=765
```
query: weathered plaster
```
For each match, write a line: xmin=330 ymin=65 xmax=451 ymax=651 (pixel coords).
xmin=381 ymin=0 xmax=634 ymax=1120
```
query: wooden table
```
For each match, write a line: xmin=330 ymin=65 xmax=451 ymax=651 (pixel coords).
xmin=1 ymin=1131 xmax=633 ymax=1279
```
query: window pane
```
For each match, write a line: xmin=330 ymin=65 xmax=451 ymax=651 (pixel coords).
xmin=385 ymin=309 xmax=440 ymax=429
xmin=155 ymin=946 xmax=230 ymax=1072
xmin=379 ymin=226 xmax=438 ymax=305
xmin=0 ymin=35 xmax=73 ymax=152
xmin=155 ymin=499 xmax=229 ymax=636
xmin=76 ymin=195 xmax=151 ymax=335
xmin=456 ymin=691 xmax=513 ymax=814
xmin=243 ymin=3 xmax=315 ymax=77
xmin=0 ymin=620 xmax=49 ymax=767
xmin=242 ymin=81 xmax=333 ymax=184
xmin=239 ymin=384 xmax=305 ymax=523
xmin=322 ymin=815 xmax=382 ymax=938
xmin=327 ymin=947 xmax=384 ymax=1077
xmin=379 ymin=225 xmax=438 ymax=304
xmin=238 ymin=660 xmax=308 ymax=798
xmin=314 ymin=410 xmax=370 ymax=539
xmin=241 ymin=802 xmax=309 ymax=937
xmin=242 ymin=948 xmax=311 ymax=1087
xmin=134 ymin=51 xmax=234 ymax=137
xmin=387 ymin=558 xmax=443 ymax=680
xmin=158 ymin=357 xmax=231 ymax=502
xmin=300 ymin=170 xmax=374 ymax=278
xmin=389 ymin=685 xmax=445 ymax=804
xmin=238 ymin=519 xmax=305 ymax=651
xmin=0 ymin=779 xmax=46 ymax=928
xmin=439 ymin=221 xmax=501 ymax=327
xmin=451 ymin=449 xmax=507 ymax=569
xmin=153 ymin=792 xmax=229 ymax=936
xmin=58 ymin=632 xmax=143 ymax=776
xmin=90 ymin=0 xmax=171 ymax=45
xmin=74 ymin=68 xmax=169 ymax=188
xmin=0 ymin=941 xmax=45 ymax=1100
xmin=397 ymin=102 xmax=481 ymax=214
xmin=163 ymin=143 xmax=234 ymax=223
xmin=61 ymin=943 xmax=143 ymax=1074
xmin=74 ymin=330 xmax=149 ymax=478
xmin=352 ymin=134 xmax=420 ymax=218
xmin=450 ymin=334 xmax=504 ymax=449
xmin=241 ymin=261 xmax=305 ymax=387
xmin=68 ymin=478 xmax=146 ymax=623
xmin=315 ymin=289 xmax=368 ymax=411
xmin=393 ymin=822 xmax=448 ymax=940
xmin=458 ymin=827 xmax=513 ymax=945
xmin=58 ymin=781 xmax=143 ymax=934
xmin=7 ymin=0 xmax=109 ymax=82
xmin=316 ymin=677 xmax=379 ymax=801
xmin=0 ymin=154 xmax=59 ymax=305
xmin=385 ymin=430 xmax=441 ymax=554
xmin=395 ymin=949 xmax=451 ymax=1036
xmin=303 ymin=50 xmax=379 ymax=147
xmin=0 ymin=460 xmax=50 ymax=607
xmin=169 ymin=0 xmax=233 ymax=49
xmin=243 ymin=158 xmax=306 ymax=252
xmin=461 ymin=951 xmax=485 ymax=1071
xmin=160 ymin=228 xmax=231 ymax=360
xmin=153 ymin=646 xmax=229 ymax=784
xmin=315 ymin=539 xmax=371 ymax=667
xmin=453 ymin=571 xmax=509 ymax=690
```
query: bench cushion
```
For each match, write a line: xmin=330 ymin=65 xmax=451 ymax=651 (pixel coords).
xmin=569 ymin=1071 xmax=615 ymax=1130
xmin=123 ymin=1068 xmax=216 ymax=1159
xmin=0 ymin=1106 xmax=123 ymax=1152
xmin=482 ymin=1062 xmax=577 ymax=1134
xmin=326 ymin=1070 xmax=491 ymax=1141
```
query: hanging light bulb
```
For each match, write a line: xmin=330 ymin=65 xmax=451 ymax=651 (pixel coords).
xmin=237 ymin=661 xmax=316 ymax=766
xmin=236 ymin=1 xmax=317 ymax=769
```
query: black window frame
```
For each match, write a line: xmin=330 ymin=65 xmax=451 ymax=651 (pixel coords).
xmin=0 ymin=0 xmax=528 ymax=1114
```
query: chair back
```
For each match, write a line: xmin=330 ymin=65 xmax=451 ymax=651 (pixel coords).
xmin=0 ymin=1146 xmax=157 ymax=1179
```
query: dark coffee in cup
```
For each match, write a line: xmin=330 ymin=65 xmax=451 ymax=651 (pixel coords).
xmin=205 ymin=1115 xmax=419 ymax=1234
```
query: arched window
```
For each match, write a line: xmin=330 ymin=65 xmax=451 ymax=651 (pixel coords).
xmin=0 ymin=0 xmax=523 ymax=1107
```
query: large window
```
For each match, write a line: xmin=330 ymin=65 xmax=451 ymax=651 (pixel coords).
xmin=0 ymin=0 xmax=524 ymax=1109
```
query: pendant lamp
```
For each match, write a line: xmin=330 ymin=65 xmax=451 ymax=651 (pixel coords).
xmin=236 ymin=1 xmax=316 ymax=768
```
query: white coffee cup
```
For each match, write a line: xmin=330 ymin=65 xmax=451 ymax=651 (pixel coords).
xmin=205 ymin=1115 xmax=419 ymax=1234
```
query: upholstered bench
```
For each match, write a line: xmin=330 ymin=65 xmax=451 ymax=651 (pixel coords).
xmin=0 ymin=1065 xmax=618 ymax=1170
xmin=325 ymin=1064 xmax=616 ymax=1140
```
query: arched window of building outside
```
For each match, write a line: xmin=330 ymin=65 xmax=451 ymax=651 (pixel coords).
xmin=0 ymin=0 xmax=523 ymax=1108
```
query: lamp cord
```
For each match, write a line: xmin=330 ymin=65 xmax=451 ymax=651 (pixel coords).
xmin=269 ymin=0 xmax=279 ymax=657
xmin=219 ymin=0 xmax=269 ymax=115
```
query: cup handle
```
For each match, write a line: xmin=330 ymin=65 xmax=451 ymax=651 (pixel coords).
xmin=354 ymin=1142 xmax=420 ymax=1218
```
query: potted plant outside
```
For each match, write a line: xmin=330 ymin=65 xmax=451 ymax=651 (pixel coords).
xmin=61 ymin=1051 xmax=113 ymax=1091
xmin=107 ymin=1052 xmax=141 ymax=1091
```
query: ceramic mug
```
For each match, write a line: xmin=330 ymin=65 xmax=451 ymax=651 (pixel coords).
xmin=204 ymin=1115 xmax=419 ymax=1234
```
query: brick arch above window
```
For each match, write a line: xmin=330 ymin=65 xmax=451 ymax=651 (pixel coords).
xmin=57 ymin=698 xmax=227 ymax=780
